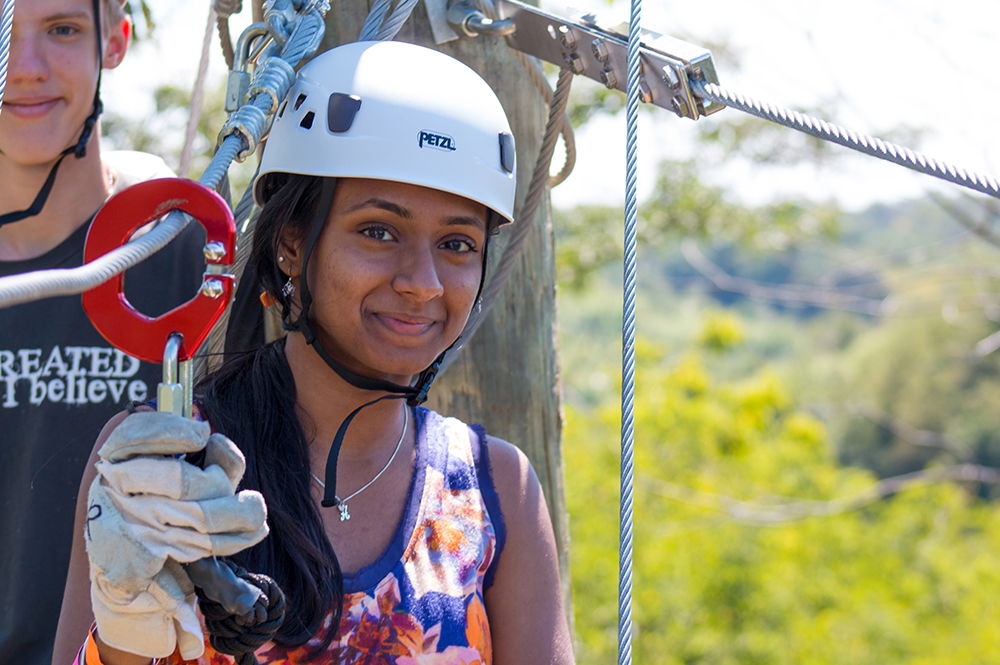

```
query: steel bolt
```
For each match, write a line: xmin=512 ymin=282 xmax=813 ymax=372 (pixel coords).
xmin=591 ymin=38 xmax=609 ymax=63
xmin=600 ymin=68 xmax=618 ymax=89
xmin=203 ymin=241 xmax=227 ymax=262
xmin=565 ymin=53 xmax=585 ymax=75
xmin=558 ymin=25 xmax=576 ymax=50
xmin=200 ymin=278 xmax=225 ymax=299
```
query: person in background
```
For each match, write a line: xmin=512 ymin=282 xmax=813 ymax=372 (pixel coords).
xmin=0 ymin=2 xmax=204 ymax=664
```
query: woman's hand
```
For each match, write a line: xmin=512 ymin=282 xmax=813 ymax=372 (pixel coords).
xmin=85 ymin=412 xmax=268 ymax=661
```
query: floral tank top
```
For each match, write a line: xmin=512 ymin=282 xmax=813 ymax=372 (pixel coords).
xmin=188 ymin=407 xmax=506 ymax=665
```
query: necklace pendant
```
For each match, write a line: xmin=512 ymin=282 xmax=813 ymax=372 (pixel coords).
xmin=338 ymin=502 xmax=351 ymax=521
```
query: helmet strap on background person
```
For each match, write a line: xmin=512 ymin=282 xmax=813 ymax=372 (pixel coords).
xmin=0 ymin=0 xmax=106 ymax=228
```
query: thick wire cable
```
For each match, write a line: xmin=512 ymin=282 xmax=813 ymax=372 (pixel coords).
xmin=357 ymin=0 xmax=394 ymax=41
xmin=692 ymin=79 xmax=1000 ymax=201
xmin=370 ymin=0 xmax=420 ymax=41
xmin=619 ymin=0 xmax=641 ymax=663
xmin=0 ymin=0 xmax=13 ymax=114
xmin=440 ymin=67 xmax=574 ymax=368
xmin=0 ymin=3 xmax=326 ymax=309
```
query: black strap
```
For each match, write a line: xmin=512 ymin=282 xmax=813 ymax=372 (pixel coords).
xmin=321 ymin=394 xmax=406 ymax=507
xmin=0 ymin=151 xmax=72 ymax=228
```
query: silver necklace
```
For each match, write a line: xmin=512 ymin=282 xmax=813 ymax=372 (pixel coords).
xmin=310 ymin=406 xmax=409 ymax=522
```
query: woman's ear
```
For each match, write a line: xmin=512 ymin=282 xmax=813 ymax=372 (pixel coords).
xmin=276 ymin=225 xmax=304 ymax=278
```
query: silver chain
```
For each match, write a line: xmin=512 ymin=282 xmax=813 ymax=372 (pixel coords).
xmin=310 ymin=406 xmax=409 ymax=521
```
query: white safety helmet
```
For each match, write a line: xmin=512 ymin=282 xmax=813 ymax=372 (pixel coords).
xmin=254 ymin=40 xmax=516 ymax=225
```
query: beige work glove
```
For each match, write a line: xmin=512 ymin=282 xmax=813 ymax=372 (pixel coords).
xmin=85 ymin=412 xmax=269 ymax=660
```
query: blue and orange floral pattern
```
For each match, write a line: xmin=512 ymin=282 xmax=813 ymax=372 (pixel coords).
xmin=183 ymin=408 xmax=504 ymax=665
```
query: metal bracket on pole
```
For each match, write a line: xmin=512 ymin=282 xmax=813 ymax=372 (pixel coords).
xmin=426 ymin=0 xmax=724 ymax=121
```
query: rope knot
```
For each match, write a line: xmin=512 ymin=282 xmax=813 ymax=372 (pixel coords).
xmin=198 ymin=559 xmax=286 ymax=665
xmin=213 ymin=0 xmax=243 ymax=18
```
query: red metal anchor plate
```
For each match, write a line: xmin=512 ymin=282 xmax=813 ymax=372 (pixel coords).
xmin=82 ymin=178 xmax=236 ymax=363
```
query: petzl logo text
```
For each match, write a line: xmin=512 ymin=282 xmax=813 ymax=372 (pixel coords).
xmin=418 ymin=130 xmax=456 ymax=151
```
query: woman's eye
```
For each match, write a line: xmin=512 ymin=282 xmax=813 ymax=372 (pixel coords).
xmin=361 ymin=226 xmax=394 ymax=242
xmin=440 ymin=238 xmax=477 ymax=253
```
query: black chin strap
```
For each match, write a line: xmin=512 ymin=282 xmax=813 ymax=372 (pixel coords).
xmin=0 ymin=0 xmax=104 ymax=228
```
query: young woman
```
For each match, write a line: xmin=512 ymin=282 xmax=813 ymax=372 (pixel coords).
xmin=55 ymin=41 xmax=573 ymax=665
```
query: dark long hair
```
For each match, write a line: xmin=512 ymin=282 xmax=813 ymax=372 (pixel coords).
xmin=198 ymin=174 xmax=341 ymax=649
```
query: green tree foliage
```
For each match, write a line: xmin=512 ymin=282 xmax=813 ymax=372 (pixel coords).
xmin=564 ymin=317 xmax=1000 ymax=664
xmin=554 ymin=159 xmax=841 ymax=290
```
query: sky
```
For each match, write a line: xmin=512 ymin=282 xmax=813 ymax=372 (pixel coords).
xmin=102 ymin=0 xmax=1000 ymax=212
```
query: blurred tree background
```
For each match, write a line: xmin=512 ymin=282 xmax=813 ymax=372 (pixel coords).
xmin=559 ymin=68 xmax=1000 ymax=664
xmin=107 ymin=3 xmax=1000 ymax=662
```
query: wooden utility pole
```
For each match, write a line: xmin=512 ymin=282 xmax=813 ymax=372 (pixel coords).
xmin=320 ymin=6 xmax=570 ymax=600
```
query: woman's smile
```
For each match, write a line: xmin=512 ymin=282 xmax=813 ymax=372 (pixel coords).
xmin=371 ymin=311 xmax=438 ymax=337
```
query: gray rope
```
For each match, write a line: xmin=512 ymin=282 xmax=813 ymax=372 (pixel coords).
xmin=440 ymin=67 xmax=574 ymax=369
xmin=0 ymin=0 xmax=13 ymax=114
xmin=692 ymin=79 xmax=1000 ymax=201
xmin=214 ymin=0 xmax=243 ymax=69
xmin=474 ymin=0 xmax=576 ymax=188
xmin=179 ymin=4 xmax=219 ymax=177
xmin=619 ymin=1 xmax=640 ymax=664
xmin=0 ymin=2 xmax=328 ymax=310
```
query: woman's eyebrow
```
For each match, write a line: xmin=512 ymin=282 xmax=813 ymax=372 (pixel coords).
xmin=445 ymin=216 xmax=486 ymax=230
xmin=344 ymin=198 xmax=411 ymax=218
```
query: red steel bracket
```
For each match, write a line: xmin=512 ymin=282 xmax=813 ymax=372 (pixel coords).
xmin=82 ymin=178 xmax=236 ymax=363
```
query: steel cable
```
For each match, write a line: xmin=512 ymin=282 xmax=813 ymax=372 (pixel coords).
xmin=619 ymin=0 xmax=641 ymax=664
xmin=0 ymin=2 xmax=327 ymax=309
xmin=371 ymin=0 xmax=420 ymax=41
xmin=0 ymin=0 xmax=13 ymax=114
xmin=357 ymin=0 xmax=395 ymax=41
xmin=692 ymin=79 xmax=1000 ymax=201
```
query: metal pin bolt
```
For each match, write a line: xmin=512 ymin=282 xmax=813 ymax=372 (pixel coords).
xmin=672 ymin=94 xmax=690 ymax=117
xmin=203 ymin=241 xmax=227 ymax=262
xmin=591 ymin=38 xmax=609 ymax=63
xmin=662 ymin=65 xmax=680 ymax=88
xmin=200 ymin=278 xmax=225 ymax=299
xmin=600 ymin=68 xmax=618 ymax=89
xmin=565 ymin=53 xmax=585 ymax=75
xmin=558 ymin=25 xmax=576 ymax=50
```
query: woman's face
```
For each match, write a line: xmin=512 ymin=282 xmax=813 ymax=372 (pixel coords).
xmin=285 ymin=178 xmax=489 ymax=385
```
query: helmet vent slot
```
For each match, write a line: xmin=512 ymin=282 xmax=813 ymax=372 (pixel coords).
xmin=300 ymin=111 xmax=316 ymax=129
xmin=277 ymin=100 xmax=288 ymax=118
xmin=498 ymin=132 xmax=515 ymax=174
xmin=293 ymin=94 xmax=308 ymax=111
xmin=327 ymin=93 xmax=362 ymax=133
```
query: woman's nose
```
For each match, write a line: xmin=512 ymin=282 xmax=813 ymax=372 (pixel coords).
xmin=391 ymin=247 xmax=445 ymax=302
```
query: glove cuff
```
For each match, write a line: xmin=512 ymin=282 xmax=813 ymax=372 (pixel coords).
xmin=91 ymin=585 xmax=204 ymax=660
